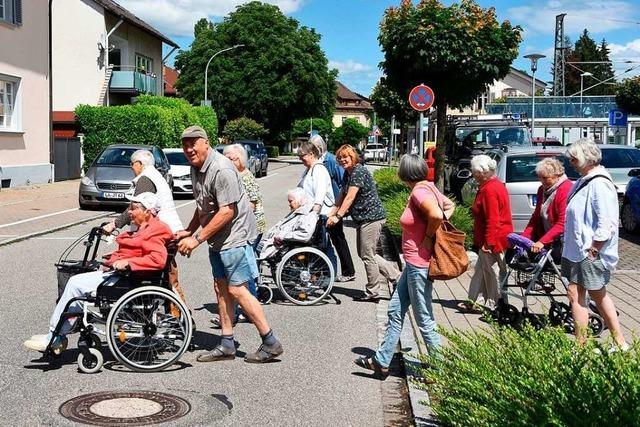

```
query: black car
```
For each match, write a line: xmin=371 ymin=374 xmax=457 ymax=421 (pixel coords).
xmin=234 ymin=140 xmax=268 ymax=177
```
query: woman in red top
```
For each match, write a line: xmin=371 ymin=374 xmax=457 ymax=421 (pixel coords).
xmin=521 ymin=157 xmax=572 ymax=254
xmin=24 ymin=192 xmax=173 ymax=352
xmin=458 ymin=155 xmax=513 ymax=313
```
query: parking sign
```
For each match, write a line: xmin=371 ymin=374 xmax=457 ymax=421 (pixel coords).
xmin=609 ymin=109 xmax=628 ymax=127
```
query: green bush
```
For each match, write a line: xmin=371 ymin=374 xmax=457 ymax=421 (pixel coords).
xmin=421 ymin=324 xmax=640 ymax=427
xmin=266 ymin=146 xmax=280 ymax=158
xmin=382 ymin=188 xmax=410 ymax=237
xmin=75 ymin=95 xmax=217 ymax=169
xmin=223 ymin=117 xmax=267 ymax=142
xmin=373 ymin=167 xmax=405 ymax=202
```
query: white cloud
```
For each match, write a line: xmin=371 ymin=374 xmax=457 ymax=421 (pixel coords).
xmin=328 ymin=60 xmax=373 ymax=75
xmin=508 ymin=0 xmax=639 ymax=36
xmin=116 ymin=0 xmax=306 ymax=37
xmin=609 ymin=39 xmax=640 ymax=77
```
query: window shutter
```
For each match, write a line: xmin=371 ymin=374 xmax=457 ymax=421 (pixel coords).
xmin=13 ymin=0 xmax=22 ymax=25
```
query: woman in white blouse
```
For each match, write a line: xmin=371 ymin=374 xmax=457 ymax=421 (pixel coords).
xmin=563 ymin=138 xmax=627 ymax=351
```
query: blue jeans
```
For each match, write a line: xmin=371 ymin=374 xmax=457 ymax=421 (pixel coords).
xmin=375 ymin=262 xmax=440 ymax=368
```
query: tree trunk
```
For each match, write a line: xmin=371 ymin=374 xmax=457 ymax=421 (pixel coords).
xmin=434 ymin=99 xmax=448 ymax=190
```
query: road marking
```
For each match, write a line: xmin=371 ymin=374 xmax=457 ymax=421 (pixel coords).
xmin=0 ymin=207 xmax=80 ymax=229
xmin=175 ymin=200 xmax=196 ymax=209
xmin=32 ymin=236 xmax=80 ymax=240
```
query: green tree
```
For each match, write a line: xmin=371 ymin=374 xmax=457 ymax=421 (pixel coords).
xmin=174 ymin=2 xmax=337 ymax=144
xmin=332 ymin=119 xmax=369 ymax=147
xmin=290 ymin=117 xmax=334 ymax=140
xmin=566 ymin=30 xmax=615 ymax=96
xmin=223 ymin=117 xmax=266 ymax=142
xmin=615 ymin=77 xmax=640 ymax=115
xmin=378 ymin=0 xmax=522 ymax=181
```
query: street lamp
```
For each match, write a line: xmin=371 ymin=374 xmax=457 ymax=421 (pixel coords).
xmin=580 ymin=72 xmax=593 ymax=109
xmin=203 ymin=44 xmax=245 ymax=106
xmin=524 ymin=53 xmax=545 ymax=136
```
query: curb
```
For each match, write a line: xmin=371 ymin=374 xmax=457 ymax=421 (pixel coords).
xmin=0 ymin=211 xmax=113 ymax=247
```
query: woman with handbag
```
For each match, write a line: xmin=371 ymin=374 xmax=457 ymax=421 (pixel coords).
xmin=458 ymin=154 xmax=513 ymax=313
xmin=354 ymin=154 xmax=455 ymax=379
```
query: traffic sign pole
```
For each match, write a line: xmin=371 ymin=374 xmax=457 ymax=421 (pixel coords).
xmin=408 ymin=84 xmax=435 ymax=158
xmin=419 ymin=112 xmax=424 ymax=157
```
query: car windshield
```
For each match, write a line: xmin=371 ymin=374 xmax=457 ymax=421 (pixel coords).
xmin=456 ymin=127 xmax=531 ymax=146
xmin=505 ymin=154 xmax=580 ymax=183
xmin=601 ymin=148 xmax=640 ymax=168
xmin=165 ymin=151 xmax=189 ymax=166
xmin=366 ymin=144 xmax=384 ymax=150
xmin=95 ymin=147 xmax=138 ymax=166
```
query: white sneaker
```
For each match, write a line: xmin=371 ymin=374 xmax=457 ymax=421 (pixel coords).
xmin=23 ymin=335 xmax=50 ymax=352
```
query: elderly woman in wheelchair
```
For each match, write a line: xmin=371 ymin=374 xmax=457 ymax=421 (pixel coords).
xmin=256 ymin=188 xmax=337 ymax=306
xmin=24 ymin=192 xmax=192 ymax=373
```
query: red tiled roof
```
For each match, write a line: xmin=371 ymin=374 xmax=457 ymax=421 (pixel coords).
xmin=335 ymin=81 xmax=372 ymax=111
xmin=164 ymin=66 xmax=179 ymax=96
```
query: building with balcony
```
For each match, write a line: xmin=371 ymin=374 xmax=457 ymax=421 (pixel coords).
xmin=50 ymin=0 xmax=179 ymax=181
xmin=332 ymin=82 xmax=373 ymax=128
xmin=0 ymin=1 xmax=51 ymax=188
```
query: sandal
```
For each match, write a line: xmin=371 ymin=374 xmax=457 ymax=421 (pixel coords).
xmin=354 ymin=356 xmax=389 ymax=379
xmin=457 ymin=301 xmax=482 ymax=314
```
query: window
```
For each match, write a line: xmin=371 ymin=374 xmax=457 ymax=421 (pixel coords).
xmin=135 ymin=54 xmax=153 ymax=74
xmin=0 ymin=78 xmax=16 ymax=130
xmin=0 ymin=0 xmax=21 ymax=25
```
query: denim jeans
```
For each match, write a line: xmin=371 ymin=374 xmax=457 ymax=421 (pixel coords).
xmin=375 ymin=262 xmax=440 ymax=368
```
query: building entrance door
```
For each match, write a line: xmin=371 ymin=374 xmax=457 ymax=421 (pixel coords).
xmin=54 ymin=138 xmax=81 ymax=182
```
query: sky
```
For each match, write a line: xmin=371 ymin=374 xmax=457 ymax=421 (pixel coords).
xmin=117 ymin=0 xmax=640 ymax=97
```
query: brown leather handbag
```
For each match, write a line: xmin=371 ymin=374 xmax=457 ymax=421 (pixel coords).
xmin=422 ymin=185 xmax=469 ymax=281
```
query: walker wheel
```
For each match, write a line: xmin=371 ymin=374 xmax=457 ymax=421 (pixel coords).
xmin=497 ymin=304 xmax=520 ymax=326
xmin=589 ymin=314 xmax=604 ymax=337
xmin=77 ymin=348 xmax=103 ymax=374
xmin=257 ymin=285 xmax=273 ymax=305
xmin=549 ymin=302 xmax=571 ymax=326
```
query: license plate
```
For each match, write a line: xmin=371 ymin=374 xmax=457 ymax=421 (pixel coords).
xmin=101 ymin=192 xmax=125 ymax=199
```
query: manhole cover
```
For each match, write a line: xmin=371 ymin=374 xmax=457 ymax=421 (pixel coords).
xmin=59 ymin=391 xmax=190 ymax=426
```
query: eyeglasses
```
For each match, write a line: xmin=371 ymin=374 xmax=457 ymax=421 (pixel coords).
xmin=130 ymin=160 xmax=141 ymax=167
xmin=298 ymin=152 xmax=309 ymax=159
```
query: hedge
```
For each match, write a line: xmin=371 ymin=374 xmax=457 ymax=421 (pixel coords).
xmin=422 ymin=324 xmax=640 ymax=426
xmin=75 ymin=95 xmax=217 ymax=169
xmin=266 ymin=146 xmax=280 ymax=158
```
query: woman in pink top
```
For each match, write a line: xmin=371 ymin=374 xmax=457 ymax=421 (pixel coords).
xmin=355 ymin=154 xmax=455 ymax=379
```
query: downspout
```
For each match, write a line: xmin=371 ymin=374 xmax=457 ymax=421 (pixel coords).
xmin=49 ymin=0 xmax=54 ymax=179
xmin=162 ymin=47 xmax=178 ymax=97
xmin=105 ymin=19 xmax=123 ymax=106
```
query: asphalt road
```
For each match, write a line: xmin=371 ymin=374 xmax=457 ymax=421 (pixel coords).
xmin=0 ymin=163 xmax=388 ymax=426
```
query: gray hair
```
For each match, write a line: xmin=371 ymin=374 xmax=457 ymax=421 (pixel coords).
xmin=535 ymin=157 xmax=565 ymax=177
xmin=398 ymin=154 xmax=427 ymax=182
xmin=223 ymin=143 xmax=248 ymax=167
xmin=565 ymin=138 xmax=602 ymax=168
xmin=287 ymin=187 xmax=307 ymax=205
xmin=309 ymin=135 xmax=327 ymax=154
xmin=470 ymin=154 xmax=497 ymax=176
xmin=131 ymin=149 xmax=155 ymax=169
xmin=298 ymin=141 xmax=321 ymax=159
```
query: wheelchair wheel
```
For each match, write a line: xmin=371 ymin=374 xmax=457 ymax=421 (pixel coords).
xmin=106 ymin=286 xmax=193 ymax=372
xmin=276 ymin=247 xmax=335 ymax=306
xmin=589 ymin=314 xmax=604 ymax=337
xmin=256 ymin=284 xmax=273 ymax=305
xmin=77 ymin=348 xmax=103 ymax=374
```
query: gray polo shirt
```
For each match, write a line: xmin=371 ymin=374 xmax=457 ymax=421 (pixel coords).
xmin=191 ymin=148 xmax=257 ymax=251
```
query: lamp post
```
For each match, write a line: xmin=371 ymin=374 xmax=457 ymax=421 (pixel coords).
xmin=203 ymin=44 xmax=244 ymax=106
xmin=580 ymin=72 xmax=593 ymax=110
xmin=524 ymin=53 xmax=545 ymax=137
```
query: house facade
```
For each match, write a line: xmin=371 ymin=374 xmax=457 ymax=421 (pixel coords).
xmin=0 ymin=0 xmax=51 ymax=188
xmin=332 ymin=81 xmax=373 ymax=128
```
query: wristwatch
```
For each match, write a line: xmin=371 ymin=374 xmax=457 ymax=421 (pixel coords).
xmin=194 ymin=231 xmax=204 ymax=244
xmin=335 ymin=213 xmax=343 ymax=220
xmin=588 ymin=246 xmax=599 ymax=256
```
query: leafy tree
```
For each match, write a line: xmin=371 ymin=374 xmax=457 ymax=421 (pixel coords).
xmin=378 ymin=0 xmax=522 ymax=181
xmin=565 ymin=30 xmax=615 ymax=96
xmin=332 ymin=119 xmax=369 ymax=147
xmin=223 ymin=117 xmax=266 ymax=142
xmin=290 ymin=117 xmax=334 ymax=139
xmin=370 ymin=77 xmax=415 ymax=154
xmin=174 ymin=2 xmax=337 ymax=144
xmin=615 ymin=77 xmax=640 ymax=115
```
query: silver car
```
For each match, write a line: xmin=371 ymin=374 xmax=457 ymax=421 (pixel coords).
xmin=79 ymin=144 xmax=172 ymax=209
xmin=460 ymin=145 xmax=640 ymax=232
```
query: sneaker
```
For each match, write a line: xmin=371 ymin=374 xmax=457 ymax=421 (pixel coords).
xmin=244 ymin=341 xmax=284 ymax=363
xmin=23 ymin=334 xmax=65 ymax=353
xmin=593 ymin=343 xmax=630 ymax=355
xmin=196 ymin=344 xmax=236 ymax=362
xmin=353 ymin=293 xmax=380 ymax=302
xmin=335 ymin=275 xmax=355 ymax=282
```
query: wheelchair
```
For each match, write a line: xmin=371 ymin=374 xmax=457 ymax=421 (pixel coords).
xmin=47 ymin=225 xmax=192 ymax=373
xmin=495 ymin=234 xmax=604 ymax=336
xmin=255 ymin=216 xmax=339 ymax=306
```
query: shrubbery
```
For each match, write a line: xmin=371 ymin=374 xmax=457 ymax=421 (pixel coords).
xmin=266 ymin=146 xmax=280 ymax=158
xmin=373 ymin=167 xmax=473 ymax=248
xmin=75 ymin=95 xmax=217 ymax=169
xmin=223 ymin=117 xmax=267 ymax=142
xmin=421 ymin=324 xmax=640 ymax=426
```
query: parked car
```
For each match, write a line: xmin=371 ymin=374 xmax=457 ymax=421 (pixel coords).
xmin=163 ymin=148 xmax=192 ymax=195
xmin=235 ymin=140 xmax=268 ymax=177
xmin=621 ymin=169 xmax=640 ymax=233
xmin=460 ymin=145 xmax=640 ymax=232
xmin=364 ymin=143 xmax=387 ymax=161
xmin=215 ymin=144 xmax=259 ymax=176
xmin=79 ymin=144 xmax=172 ymax=209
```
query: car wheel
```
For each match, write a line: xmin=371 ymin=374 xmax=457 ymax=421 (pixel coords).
xmin=621 ymin=199 xmax=639 ymax=233
xmin=262 ymin=166 xmax=267 ymax=176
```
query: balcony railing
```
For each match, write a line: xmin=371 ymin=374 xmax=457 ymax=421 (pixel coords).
xmin=486 ymin=96 xmax=620 ymax=119
xmin=109 ymin=66 xmax=157 ymax=95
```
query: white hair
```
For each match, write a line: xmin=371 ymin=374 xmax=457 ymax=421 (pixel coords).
xmin=535 ymin=157 xmax=565 ymax=177
xmin=131 ymin=149 xmax=155 ymax=169
xmin=470 ymin=154 xmax=497 ymax=176
xmin=287 ymin=187 xmax=307 ymax=205
xmin=223 ymin=143 xmax=248 ymax=167
xmin=565 ymin=138 xmax=602 ymax=168
xmin=309 ymin=134 xmax=327 ymax=154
